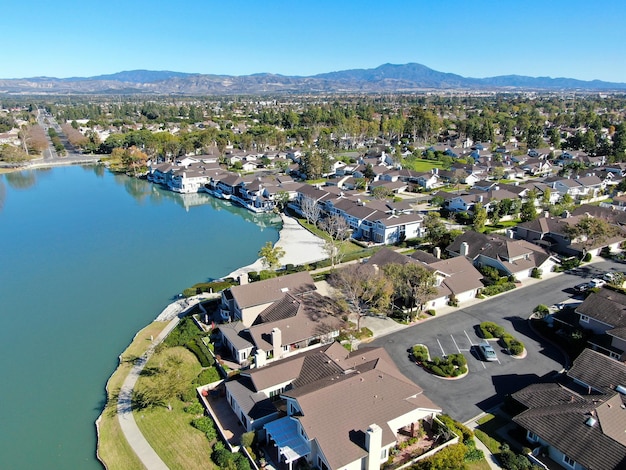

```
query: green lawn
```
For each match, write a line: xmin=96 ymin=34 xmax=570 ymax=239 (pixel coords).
xmin=133 ymin=347 xmax=215 ymax=470
xmin=97 ymin=321 xmax=171 ymax=470
xmin=403 ymin=158 xmax=446 ymax=172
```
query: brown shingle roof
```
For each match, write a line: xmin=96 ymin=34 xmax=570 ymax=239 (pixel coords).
xmin=229 ymin=271 xmax=316 ymax=310
xmin=575 ymin=288 xmax=626 ymax=331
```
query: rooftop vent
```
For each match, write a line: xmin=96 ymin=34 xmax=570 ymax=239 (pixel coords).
xmin=616 ymin=384 xmax=626 ymax=395
xmin=585 ymin=417 xmax=597 ymax=427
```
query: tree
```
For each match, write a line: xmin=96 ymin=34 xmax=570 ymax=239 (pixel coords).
xmin=383 ymin=263 xmax=438 ymax=317
xmin=371 ymin=185 xmax=393 ymax=200
xmin=423 ymin=212 xmax=448 ymax=246
xmin=328 ymin=264 xmax=393 ymax=330
xmin=273 ymin=190 xmax=290 ymax=212
xmin=564 ymin=216 xmax=618 ymax=248
xmin=520 ymin=200 xmax=537 ymax=222
xmin=319 ymin=214 xmax=350 ymax=268
xmin=300 ymin=195 xmax=321 ymax=225
xmin=258 ymin=241 xmax=285 ymax=270
xmin=472 ymin=202 xmax=488 ymax=232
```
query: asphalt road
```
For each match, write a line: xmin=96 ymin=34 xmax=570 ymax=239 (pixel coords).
xmin=369 ymin=259 xmax=624 ymax=422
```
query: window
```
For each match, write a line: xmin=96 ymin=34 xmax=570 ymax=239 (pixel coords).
xmin=380 ymin=448 xmax=388 ymax=460
xmin=580 ymin=315 xmax=589 ymax=323
xmin=563 ymin=455 xmax=576 ymax=468
xmin=527 ymin=431 xmax=538 ymax=442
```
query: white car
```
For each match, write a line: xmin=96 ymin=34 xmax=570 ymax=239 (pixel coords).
xmin=588 ymin=278 xmax=606 ymax=288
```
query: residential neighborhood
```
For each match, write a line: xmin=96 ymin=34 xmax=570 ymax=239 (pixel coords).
xmin=4 ymin=92 xmax=626 ymax=470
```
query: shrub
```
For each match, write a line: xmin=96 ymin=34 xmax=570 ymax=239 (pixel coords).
xmin=196 ymin=367 xmax=221 ymax=385
xmin=479 ymin=322 xmax=506 ymax=339
xmin=427 ymin=309 xmax=436 ymax=316
xmin=185 ymin=338 xmax=213 ymax=367
xmin=240 ymin=431 xmax=255 ymax=449
xmin=481 ymin=282 xmax=516 ymax=296
xmin=500 ymin=334 xmax=524 ymax=356
xmin=424 ymin=354 xmax=468 ymax=378
xmin=530 ymin=267 xmax=542 ymax=279
xmin=411 ymin=344 xmax=429 ymax=363
xmin=184 ymin=402 xmax=204 ymax=415
xmin=583 ymin=252 xmax=592 ymax=262
xmin=192 ymin=416 xmax=217 ymax=441
xmin=533 ymin=304 xmax=549 ymax=318
xmin=465 ymin=447 xmax=485 ymax=462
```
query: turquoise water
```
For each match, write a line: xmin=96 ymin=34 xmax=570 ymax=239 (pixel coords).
xmin=0 ymin=165 xmax=280 ymax=470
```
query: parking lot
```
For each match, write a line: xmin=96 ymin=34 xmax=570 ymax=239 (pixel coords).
xmin=424 ymin=329 xmax=506 ymax=369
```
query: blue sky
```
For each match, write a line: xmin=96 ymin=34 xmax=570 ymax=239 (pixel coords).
xmin=4 ymin=0 xmax=625 ymax=82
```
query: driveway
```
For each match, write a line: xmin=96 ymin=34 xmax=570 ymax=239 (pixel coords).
xmin=369 ymin=258 xmax=623 ymax=422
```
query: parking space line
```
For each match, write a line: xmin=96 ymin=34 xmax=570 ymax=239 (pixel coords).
xmin=464 ymin=330 xmax=476 ymax=346
xmin=450 ymin=335 xmax=461 ymax=353
xmin=436 ymin=338 xmax=446 ymax=357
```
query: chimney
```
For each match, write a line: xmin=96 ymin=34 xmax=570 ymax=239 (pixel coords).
xmin=365 ymin=424 xmax=383 ymax=470
xmin=255 ymin=348 xmax=267 ymax=368
xmin=460 ymin=241 xmax=469 ymax=257
xmin=238 ymin=273 xmax=248 ymax=285
xmin=433 ymin=247 xmax=441 ymax=259
xmin=272 ymin=327 xmax=283 ymax=360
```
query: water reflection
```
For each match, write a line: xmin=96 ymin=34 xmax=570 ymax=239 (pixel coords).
xmin=109 ymin=171 xmax=282 ymax=229
xmin=4 ymin=170 xmax=37 ymax=190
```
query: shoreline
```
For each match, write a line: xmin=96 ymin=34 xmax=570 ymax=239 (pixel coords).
xmin=97 ymin=210 xmax=329 ymax=466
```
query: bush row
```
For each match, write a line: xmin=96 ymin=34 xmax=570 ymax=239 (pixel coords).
xmin=423 ymin=353 xmax=468 ymax=378
xmin=478 ymin=321 xmax=525 ymax=356
xmin=185 ymin=337 xmax=214 ymax=367
xmin=481 ymin=282 xmax=516 ymax=296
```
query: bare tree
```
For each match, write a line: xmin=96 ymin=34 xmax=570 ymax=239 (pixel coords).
xmin=319 ymin=213 xmax=350 ymax=268
xmin=300 ymin=195 xmax=321 ymax=225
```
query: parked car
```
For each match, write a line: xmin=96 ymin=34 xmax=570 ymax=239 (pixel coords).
xmin=478 ymin=342 xmax=498 ymax=362
xmin=588 ymin=278 xmax=606 ymax=288
xmin=574 ymin=282 xmax=590 ymax=293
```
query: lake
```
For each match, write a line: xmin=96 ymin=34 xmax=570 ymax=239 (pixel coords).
xmin=0 ymin=165 xmax=280 ymax=470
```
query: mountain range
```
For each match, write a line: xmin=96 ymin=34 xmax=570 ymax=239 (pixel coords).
xmin=1 ymin=63 xmax=625 ymax=95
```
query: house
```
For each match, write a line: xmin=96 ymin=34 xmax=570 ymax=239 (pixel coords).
xmin=222 ymin=343 xmax=441 ymax=469
xmin=217 ymin=292 xmax=343 ymax=365
xmin=575 ymin=287 xmax=626 ymax=361
xmin=512 ymin=348 xmax=626 ymax=470
xmin=220 ymin=272 xmax=317 ymax=327
xmin=366 ymin=248 xmax=484 ymax=309
xmin=446 ymin=231 xmax=558 ymax=280
xmin=423 ymin=255 xmax=485 ymax=309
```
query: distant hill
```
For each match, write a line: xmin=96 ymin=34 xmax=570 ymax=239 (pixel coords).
xmin=1 ymin=63 xmax=625 ymax=95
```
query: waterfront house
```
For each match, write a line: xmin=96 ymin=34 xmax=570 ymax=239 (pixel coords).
xmin=220 ymin=272 xmax=317 ymax=327
xmin=222 ymin=343 xmax=441 ymax=469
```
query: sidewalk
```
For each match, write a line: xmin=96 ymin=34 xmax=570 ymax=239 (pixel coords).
xmin=464 ymin=413 xmax=503 ymax=470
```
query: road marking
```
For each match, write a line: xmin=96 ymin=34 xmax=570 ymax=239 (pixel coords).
xmin=450 ymin=334 xmax=461 ymax=353
xmin=436 ymin=338 xmax=446 ymax=357
xmin=464 ymin=330 xmax=476 ymax=346
xmin=464 ymin=330 xmax=485 ymax=368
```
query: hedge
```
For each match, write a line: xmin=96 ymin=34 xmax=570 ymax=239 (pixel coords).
xmin=500 ymin=334 xmax=525 ymax=356
xmin=424 ymin=353 xmax=468 ymax=378
xmin=479 ymin=322 xmax=506 ymax=339
xmin=481 ymin=282 xmax=516 ymax=296
xmin=185 ymin=337 xmax=214 ymax=367
xmin=411 ymin=344 xmax=429 ymax=363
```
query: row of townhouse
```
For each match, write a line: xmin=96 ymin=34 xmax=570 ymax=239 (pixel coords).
xmin=206 ymin=270 xmax=443 ymax=470
xmin=294 ymin=184 xmax=425 ymax=245
xmin=434 ymin=168 xmax=617 ymax=216
xmin=148 ymin=155 xmax=302 ymax=211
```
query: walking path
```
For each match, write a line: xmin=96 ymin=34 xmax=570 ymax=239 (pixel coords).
xmin=117 ymin=316 xmax=181 ymax=470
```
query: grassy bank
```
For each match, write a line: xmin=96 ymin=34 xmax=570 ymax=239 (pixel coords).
xmin=133 ymin=346 xmax=214 ymax=469
xmin=97 ymin=321 xmax=169 ymax=469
